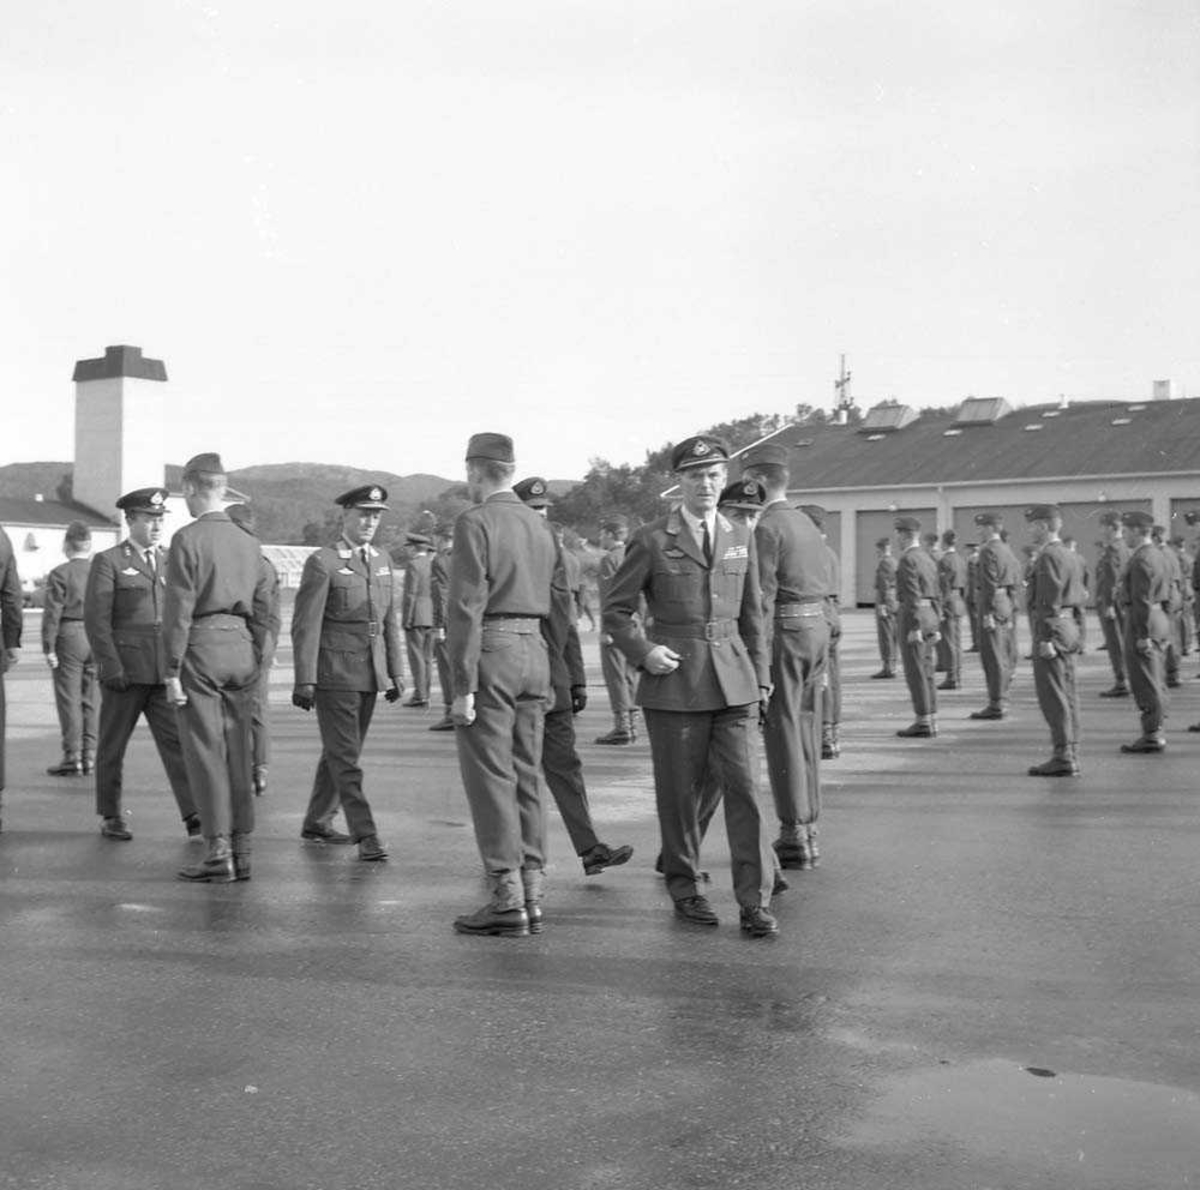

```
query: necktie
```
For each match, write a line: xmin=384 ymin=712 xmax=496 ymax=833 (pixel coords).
xmin=701 ymin=519 xmax=713 ymax=567
xmin=145 ymin=549 xmax=155 ymax=572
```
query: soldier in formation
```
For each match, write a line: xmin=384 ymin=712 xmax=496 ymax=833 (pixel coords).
xmin=971 ymin=512 xmax=1021 ymax=720
xmin=893 ymin=516 xmax=941 ymax=738
xmin=872 ymin=537 xmax=898 ymax=679
xmin=936 ymin=529 xmax=967 ymax=691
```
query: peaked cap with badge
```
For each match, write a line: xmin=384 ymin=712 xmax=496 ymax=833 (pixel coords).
xmin=117 ymin=487 xmax=170 ymax=515
xmin=718 ymin=478 xmax=766 ymax=512
xmin=671 ymin=435 xmax=730 ymax=472
xmin=513 ymin=476 xmax=552 ymax=509
xmin=336 ymin=485 xmax=389 ymax=511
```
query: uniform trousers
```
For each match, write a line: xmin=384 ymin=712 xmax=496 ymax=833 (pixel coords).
xmin=940 ymin=610 xmax=963 ymax=683
xmin=1100 ymin=608 xmax=1127 ymax=686
xmin=250 ymin=639 xmax=276 ymax=770
xmin=763 ymin=613 xmax=828 ymax=829
xmin=1182 ymin=600 xmax=1195 ymax=653
xmin=980 ymin=620 xmax=1015 ymax=709
xmin=1032 ymin=650 xmax=1080 ymax=755
xmin=303 ymin=688 xmax=380 ymax=840
xmin=643 ymin=704 xmax=773 ymax=909
xmin=898 ymin=614 xmax=937 ymax=717
xmin=454 ymin=624 xmax=550 ymax=874
xmin=95 ymin=683 xmax=196 ymax=821
xmin=599 ymin=637 xmax=637 ymax=720
xmin=822 ymin=634 xmax=841 ymax=727
xmin=875 ymin=608 xmax=897 ymax=673
xmin=0 ymin=672 xmax=7 ymax=794
xmin=541 ymin=705 xmax=600 ymax=855
xmin=177 ymin=622 xmax=257 ymax=839
xmin=966 ymin=600 xmax=980 ymax=651
xmin=1166 ymin=610 xmax=1184 ymax=681
xmin=405 ymin=626 xmax=434 ymax=701
xmin=51 ymin=621 xmax=97 ymax=760
xmin=433 ymin=634 xmax=452 ymax=710
xmin=1125 ymin=638 xmax=1167 ymax=737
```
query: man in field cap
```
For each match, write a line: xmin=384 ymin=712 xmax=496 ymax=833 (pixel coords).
xmin=971 ymin=511 xmax=1022 ymax=720
xmin=1118 ymin=510 xmax=1170 ymax=753
xmin=893 ymin=515 xmax=941 ymax=738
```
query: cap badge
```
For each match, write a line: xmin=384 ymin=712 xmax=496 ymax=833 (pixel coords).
xmin=693 ymin=441 xmax=710 ymax=456
xmin=742 ymin=481 xmax=757 ymax=496
xmin=532 ymin=480 xmax=545 ymax=495
xmin=150 ymin=491 xmax=164 ymax=506
xmin=369 ymin=488 xmax=382 ymax=501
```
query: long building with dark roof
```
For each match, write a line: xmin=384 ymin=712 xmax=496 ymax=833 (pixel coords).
xmin=721 ymin=396 xmax=1200 ymax=604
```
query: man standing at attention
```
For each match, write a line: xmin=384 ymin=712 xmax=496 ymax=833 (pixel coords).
xmin=164 ymin=453 xmax=273 ymax=883
xmin=1119 ymin=511 xmax=1171 ymax=754
xmin=594 ymin=513 xmax=639 ymax=745
xmin=401 ymin=532 xmax=436 ymax=708
xmin=872 ymin=537 xmax=898 ymax=680
xmin=85 ymin=488 xmax=198 ymax=841
xmin=42 ymin=521 xmax=98 ymax=776
xmin=894 ymin=516 xmax=942 ymax=738
xmin=936 ymin=529 xmax=968 ymax=691
xmin=292 ymin=486 xmax=404 ymax=860
xmin=427 ymin=526 xmax=456 ymax=732
xmin=741 ymin=444 xmax=829 ymax=874
xmin=1095 ymin=510 xmax=1130 ymax=699
xmin=971 ymin=512 xmax=1022 ymax=721
xmin=1025 ymin=506 xmax=1086 ymax=777
xmin=604 ymin=435 xmax=777 ymax=938
xmin=0 ymin=526 xmax=22 ymax=832
xmin=797 ymin=505 xmax=842 ymax=760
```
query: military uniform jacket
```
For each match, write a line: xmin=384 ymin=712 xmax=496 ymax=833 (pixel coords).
xmin=292 ymin=539 xmax=403 ymax=692
xmin=896 ymin=545 xmax=940 ymax=634
xmin=966 ymin=555 xmax=979 ymax=606
xmin=446 ymin=491 xmax=562 ymax=697
xmin=1121 ymin=543 xmax=1171 ymax=643
xmin=430 ymin=549 xmax=451 ymax=630
xmin=1161 ymin=545 xmax=1185 ymax=612
xmin=163 ymin=512 xmax=275 ymax=675
xmin=603 ymin=508 xmax=768 ymax=712
xmin=754 ymin=501 xmax=827 ymax=646
xmin=41 ymin=556 xmax=91 ymax=650
xmin=1094 ymin=541 xmax=1129 ymax=612
xmin=874 ymin=554 xmax=898 ymax=612
xmin=597 ymin=542 xmax=627 ymax=603
xmin=978 ymin=538 xmax=1022 ymax=622
xmin=401 ymin=552 xmax=434 ymax=628
xmin=937 ymin=549 xmax=969 ymax=617
xmin=1029 ymin=541 xmax=1087 ymax=652
xmin=0 ymin=527 xmax=22 ymax=650
xmin=85 ymin=541 xmax=171 ymax=684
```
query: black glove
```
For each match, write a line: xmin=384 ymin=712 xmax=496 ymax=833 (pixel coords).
xmin=292 ymin=684 xmax=315 ymax=711
xmin=570 ymin=685 xmax=587 ymax=714
xmin=103 ymin=674 xmax=131 ymax=693
xmin=384 ymin=685 xmax=401 ymax=704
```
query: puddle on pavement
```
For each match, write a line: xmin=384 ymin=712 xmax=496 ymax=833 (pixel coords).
xmin=841 ymin=1057 xmax=1199 ymax=1183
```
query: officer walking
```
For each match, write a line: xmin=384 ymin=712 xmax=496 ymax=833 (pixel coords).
xmin=894 ymin=516 xmax=941 ymax=738
xmin=594 ymin=513 xmax=639 ymax=745
xmin=428 ymin=526 xmax=456 ymax=732
xmin=1119 ymin=511 xmax=1171 ymax=753
xmin=0 ymin=525 xmax=22 ymax=831
xmin=936 ymin=529 xmax=968 ymax=690
xmin=448 ymin=435 xmax=562 ymax=938
xmin=401 ymin=532 xmax=436 ymax=708
xmin=604 ymin=435 xmax=777 ymax=938
xmin=971 ymin=512 xmax=1022 ymax=720
xmin=42 ymin=521 xmax=98 ymax=776
xmin=872 ymin=538 xmax=898 ymax=679
xmin=514 ymin=477 xmax=634 ymax=886
xmin=84 ymin=488 xmax=199 ymax=840
xmin=292 ymin=485 xmax=404 ymax=860
xmin=741 ymin=445 xmax=829 ymax=873
xmin=1025 ymin=506 xmax=1085 ymax=777
xmin=1095 ymin=510 xmax=1130 ymax=698
xmin=164 ymin=453 xmax=274 ymax=883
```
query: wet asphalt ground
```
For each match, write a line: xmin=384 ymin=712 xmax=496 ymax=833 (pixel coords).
xmin=1 ymin=611 xmax=1198 ymax=1190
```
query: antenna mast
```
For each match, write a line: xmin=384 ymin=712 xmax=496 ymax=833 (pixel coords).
xmin=833 ymin=354 xmax=854 ymax=424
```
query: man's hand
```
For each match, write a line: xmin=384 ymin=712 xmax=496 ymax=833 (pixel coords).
xmin=292 ymin=683 xmax=315 ymax=711
xmin=1104 ymin=606 xmax=1117 ymax=621
xmin=436 ymin=627 xmax=446 ymax=643
xmin=0 ymin=647 xmax=17 ymax=675
xmin=1037 ymin=640 xmax=1058 ymax=660
xmin=102 ymin=673 xmax=131 ymax=692
xmin=927 ymin=630 xmax=942 ymax=645
xmin=165 ymin=676 xmax=187 ymax=707
xmin=758 ymin=684 xmax=772 ymax=717
xmin=907 ymin=628 xmax=922 ymax=644
xmin=1136 ymin=637 xmax=1152 ymax=656
xmin=877 ymin=607 xmax=890 ymax=620
xmin=451 ymin=693 xmax=476 ymax=726
xmin=600 ymin=632 xmax=614 ymax=645
xmin=643 ymin=644 xmax=681 ymax=676
xmin=570 ymin=685 xmax=587 ymax=714
xmin=44 ymin=651 xmax=59 ymax=671
xmin=982 ymin=613 xmax=996 ymax=630
xmin=384 ymin=683 xmax=402 ymax=704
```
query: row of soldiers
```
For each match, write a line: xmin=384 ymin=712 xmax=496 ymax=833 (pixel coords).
xmin=872 ymin=506 xmax=1198 ymax=774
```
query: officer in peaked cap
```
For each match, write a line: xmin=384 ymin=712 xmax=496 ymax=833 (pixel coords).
xmin=42 ymin=520 xmax=98 ymax=777
xmin=1095 ymin=509 xmax=1131 ymax=697
xmin=718 ymin=478 xmax=766 ymax=523
xmin=512 ymin=476 xmax=552 ymax=509
xmin=163 ymin=454 xmax=274 ymax=881
xmin=797 ymin=504 xmax=843 ymax=760
xmin=448 ymin=433 xmax=565 ymax=937
xmin=873 ymin=536 xmax=899 ymax=679
xmin=401 ymin=529 xmax=436 ymax=707
xmin=1024 ymin=504 xmax=1085 ymax=776
xmin=86 ymin=487 xmax=198 ymax=840
xmin=971 ymin=511 xmax=1022 ymax=720
xmin=292 ymin=484 xmax=404 ymax=860
xmin=893 ymin=515 xmax=941 ymax=737
xmin=604 ymin=429 xmax=779 ymax=937
xmin=1118 ymin=510 xmax=1171 ymax=752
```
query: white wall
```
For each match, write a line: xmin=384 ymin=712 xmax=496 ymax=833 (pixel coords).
xmin=6 ymin=523 xmax=121 ymax=585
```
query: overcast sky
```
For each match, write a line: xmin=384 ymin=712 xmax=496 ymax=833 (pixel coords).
xmin=3 ymin=1 xmax=1197 ymax=480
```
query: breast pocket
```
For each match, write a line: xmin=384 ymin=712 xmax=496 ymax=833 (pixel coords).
xmin=113 ymin=575 xmax=150 ymax=619
xmin=330 ymin=574 xmax=366 ymax=616
xmin=654 ymin=565 xmax=699 ymax=605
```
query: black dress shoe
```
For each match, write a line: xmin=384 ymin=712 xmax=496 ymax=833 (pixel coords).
xmin=773 ymin=841 xmax=806 ymax=870
xmin=674 ymin=895 xmax=719 ymax=926
xmin=896 ymin=722 xmax=935 ymax=738
xmin=428 ymin=714 xmax=456 ymax=731
xmin=581 ymin=843 xmax=634 ymax=875
xmin=1121 ymin=736 xmax=1166 ymax=754
xmin=183 ymin=813 xmax=202 ymax=839
xmin=969 ymin=707 xmax=1006 ymax=720
xmin=870 ymin=670 xmax=896 ymax=679
xmin=593 ymin=728 xmax=633 ymax=745
xmin=739 ymin=906 xmax=779 ymax=938
xmin=357 ymin=834 xmax=388 ymax=861
xmin=46 ymin=759 xmax=83 ymax=777
xmin=937 ymin=680 xmax=959 ymax=690
xmin=301 ymin=822 xmax=352 ymax=844
xmin=1099 ymin=686 xmax=1130 ymax=698
xmin=177 ymin=855 xmax=235 ymax=883
xmin=453 ymin=904 xmax=530 ymax=937
xmin=1028 ymin=757 xmax=1080 ymax=777
xmin=772 ymin=872 xmax=790 ymax=895
xmin=100 ymin=816 xmax=133 ymax=840
xmin=1187 ymin=723 xmax=1200 ymax=733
